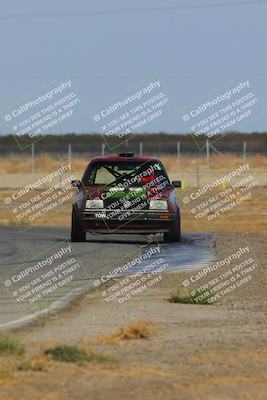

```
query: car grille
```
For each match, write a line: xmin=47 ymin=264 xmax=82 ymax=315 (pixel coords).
xmin=104 ymin=197 xmax=149 ymax=211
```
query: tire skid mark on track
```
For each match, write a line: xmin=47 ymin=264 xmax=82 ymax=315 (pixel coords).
xmin=122 ymin=233 xmax=216 ymax=275
xmin=0 ymin=227 xmax=215 ymax=331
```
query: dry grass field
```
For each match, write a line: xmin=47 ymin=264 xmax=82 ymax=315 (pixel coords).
xmin=1 ymin=152 xmax=267 ymax=174
xmin=0 ymin=153 xmax=267 ymax=399
xmin=0 ymin=153 xmax=266 ymax=234
xmin=0 ymin=231 xmax=266 ymax=400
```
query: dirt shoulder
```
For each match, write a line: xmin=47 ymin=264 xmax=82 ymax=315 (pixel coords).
xmin=0 ymin=232 xmax=266 ymax=400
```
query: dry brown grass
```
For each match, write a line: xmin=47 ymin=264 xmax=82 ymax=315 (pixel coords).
xmin=247 ymin=154 xmax=267 ymax=168
xmin=34 ymin=154 xmax=59 ymax=171
xmin=161 ymin=153 xmax=267 ymax=172
xmin=0 ymin=154 xmax=58 ymax=173
xmin=72 ymin=157 xmax=91 ymax=172
xmin=17 ymin=354 xmax=53 ymax=372
xmin=97 ymin=320 xmax=154 ymax=344
xmin=0 ymin=155 xmax=31 ymax=173
xmin=160 ymin=153 xmax=236 ymax=173
xmin=1 ymin=153 xmax=267 ymax=174
xmin=0 ymin=154 xmax=89 ymax=173
xmin=0 ymin=357 xmax=17 ymax=381
xmin=0 ymin=354 xmax=53 ymax=383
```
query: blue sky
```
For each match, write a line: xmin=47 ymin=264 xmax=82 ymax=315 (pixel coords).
xmin=0 ymin=0 xmax=266 ymax=135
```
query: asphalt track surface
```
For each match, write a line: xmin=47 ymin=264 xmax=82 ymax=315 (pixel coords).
xmin=0 ymin=226 xmax=216 ymax=331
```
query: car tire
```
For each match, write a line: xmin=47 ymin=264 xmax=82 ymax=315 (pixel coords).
xmin=71 ymin=207 xmax=86 ymax=242
xmin=164 ymin=211 xmax=181 ymax=243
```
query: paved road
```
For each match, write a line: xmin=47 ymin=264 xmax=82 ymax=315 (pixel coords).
xmin=0 ymin=226 xmax=216 ymax=331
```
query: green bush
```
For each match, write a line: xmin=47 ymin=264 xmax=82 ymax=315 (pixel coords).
xmin=44 ymin=345 xmax=107 ymax=363
xmin=0 ymin=335 xmax=25 ymax=356
xmin=168 ymin=289 xmax=213 ymax=305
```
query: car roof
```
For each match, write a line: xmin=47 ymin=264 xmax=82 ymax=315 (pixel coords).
xmin=90 ymin=156 xmax=159 ymax=163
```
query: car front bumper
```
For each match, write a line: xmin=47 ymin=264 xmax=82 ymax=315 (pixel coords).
xmin=77 ymin=208 xmax=177 ymax=233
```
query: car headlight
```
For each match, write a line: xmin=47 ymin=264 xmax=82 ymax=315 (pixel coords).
xmin=85 ymin=199 xmax=104 ymax=209
xmin=149 ymin=200 xmax=168 ymax=210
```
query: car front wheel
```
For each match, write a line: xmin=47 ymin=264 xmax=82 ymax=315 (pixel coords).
xmin=71 ymin=207 xmax=86 ymax=242
xmin=164 ymin=211 xmax=181 ymax=243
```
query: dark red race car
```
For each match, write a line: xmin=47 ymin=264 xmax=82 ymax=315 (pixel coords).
xmin=71 ymin=153 xmax=181 ymax=242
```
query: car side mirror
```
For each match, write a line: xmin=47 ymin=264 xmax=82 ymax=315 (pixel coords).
xmin=172 ymin=180 xmax=182 ymax=188
xmin=71 ymin=179 xmax=81 ymax=189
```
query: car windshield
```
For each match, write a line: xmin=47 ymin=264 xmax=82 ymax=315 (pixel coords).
xmin=83 ymin=160 xmax=169 ymax=187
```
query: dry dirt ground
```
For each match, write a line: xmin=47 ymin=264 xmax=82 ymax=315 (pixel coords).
xmin=0 ymin=231 xmax=266 ymax=400
xmin=0 ymin=172 xmax=267 ymax=399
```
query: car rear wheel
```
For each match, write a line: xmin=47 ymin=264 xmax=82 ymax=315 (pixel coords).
xmin=164 ymin=212 xmax=181 ymax=243
xmin=71 ymin=207 xmax=86 ymax=242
